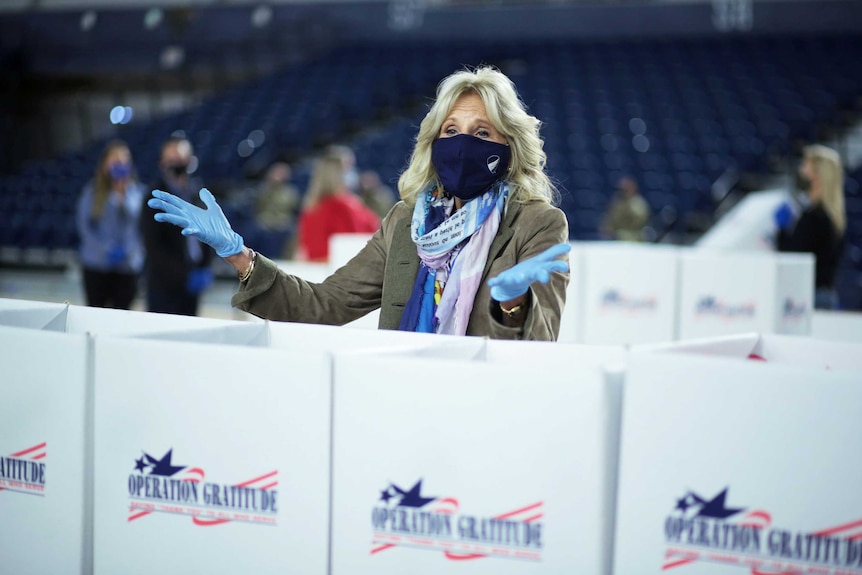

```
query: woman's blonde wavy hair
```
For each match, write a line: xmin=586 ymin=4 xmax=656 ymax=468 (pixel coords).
xmin=398 ymin=66 xmax=556 ymax=207
xmin=804 ymin=144 xmax=846 ymax=234
xmin=303 ymin=154 xmax=346 ymax=210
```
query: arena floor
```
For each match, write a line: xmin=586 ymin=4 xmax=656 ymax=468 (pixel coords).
xmin=0 ymin=266 xmax=251 ymax=321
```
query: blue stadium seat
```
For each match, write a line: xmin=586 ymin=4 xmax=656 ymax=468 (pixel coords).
xmin=2 ymin=34 xmax=861 ymax=288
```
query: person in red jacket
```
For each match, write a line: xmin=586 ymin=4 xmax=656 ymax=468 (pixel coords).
xmin=298 ymin=154 xmax=381 ymax=262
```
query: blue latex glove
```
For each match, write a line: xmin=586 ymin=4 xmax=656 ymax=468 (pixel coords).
xmin=106 ymin=243 xmax=126 ymax=266
xmin=774 ymin=202 xmax=794 ymax=230
xmin=148 ymin=188 xmax=244 ymax=257
xmin=487 ymin=243 xmax=571 ymax=302
xmin=187 ymin=267 xmax=214 ymax=295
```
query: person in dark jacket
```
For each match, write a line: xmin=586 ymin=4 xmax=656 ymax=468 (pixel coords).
xmin=775 ymin=144 xmax=846 ymax=310
xmin=140 ymin=136 xmax=214 ymax=316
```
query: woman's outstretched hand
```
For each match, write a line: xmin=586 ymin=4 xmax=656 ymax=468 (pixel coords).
xmin=148 ymin=188 xmax=244 ymax=257
xmin=487 ymin=242 xmax=571 ymax=303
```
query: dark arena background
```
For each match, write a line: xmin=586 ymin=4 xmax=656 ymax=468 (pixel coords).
xmin=0 ymin=0 xmax=860 ymax=311
xmin=3 ymin=3 xmax=862 ymax=575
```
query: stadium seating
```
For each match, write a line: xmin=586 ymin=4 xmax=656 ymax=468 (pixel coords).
xmin=1 ymin=34 xmax=860 ymax=307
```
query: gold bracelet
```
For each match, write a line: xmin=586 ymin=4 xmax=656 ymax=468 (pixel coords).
xmin=238 ymin=250 xmax=257 ymax=282
xmin=500 ymin=302 xmax=524 ymax=317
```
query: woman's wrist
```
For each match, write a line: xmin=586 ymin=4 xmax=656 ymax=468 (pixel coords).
xmin=496 ymin=292 xmax=529 ymax=328
xmin=225 ymin=246 xmax=253 ymax=273
xmin=500 ymin=294 xmax=527 ymax=312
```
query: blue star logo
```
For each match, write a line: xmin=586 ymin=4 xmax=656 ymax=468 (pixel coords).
xmin=379 ymin=479 xmax=437 ymax=508
xmin=134 ymin=448 xmax=186 ymax=477
xmin=674 ymin=487 xmax=744 ymax=519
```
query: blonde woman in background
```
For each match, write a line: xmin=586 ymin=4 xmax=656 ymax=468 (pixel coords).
xmin=297 ymin=154 xmax=380 ymax=262
xmin=775 ymin=144 xmax=846 ymax=309
xmin=76 ymin=139 xmax=144 ymax=309
xmin=148 ymin=67 xmax=571 ymax=340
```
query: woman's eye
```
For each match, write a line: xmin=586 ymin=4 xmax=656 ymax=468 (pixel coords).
xmin=444 ymin=127 xmax=458 ymax=136
xmin=476 ymin=129 xmax=490 ymax=138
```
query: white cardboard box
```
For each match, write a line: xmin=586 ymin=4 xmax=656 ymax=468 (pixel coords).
xmin=556 ymin=242 xmax=582 ymax=344
xmin=634 ymin=332 xmax=862 ymax=373
xmin=62 ymin=304 xmax=244 ymax=336
xmin=0 ymin=297 xmax=68 ymax=313
xmin=267 ymin=318 xmax=473 ymax=352
xmin=92 ymin=337 xmax=332 ymax=575
xmin=614 ymin=353 xmax=862 ymax=574
xmin=0 ymin=301 xmax=67 ymax=330
xmin=812 ymin=310 xmax=862 ymax=343
xmin=678 ymin=250 xmax=813 ymax=339
xmin=0 ymin=326 xmax=90 ymax=575
xmin=579 ymin=242 xmax=679 ymax=345
xmin=330 ymin=342 xmax=624 ymax=575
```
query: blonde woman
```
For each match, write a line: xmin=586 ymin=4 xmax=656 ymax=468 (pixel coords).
xmin=775 ymin=144 xmax=846 ymax=309
xmin=76 ymin=140 xmax=144 ymax=309
xmin=148 ymin=67 xmax=571 ymax=340
xmin=297 ymin=154 xmax=380 ymax=262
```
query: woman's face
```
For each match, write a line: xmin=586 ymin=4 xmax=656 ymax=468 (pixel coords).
xmin=799 ymin=156 xmax=820 ymax=199
xmin=438 ymin=92 xmax=507 ymax=145
xmin=103 ymin=147 xmax=131 ymax=174
xmin=799 ymin=156 xmax=814 ymax=181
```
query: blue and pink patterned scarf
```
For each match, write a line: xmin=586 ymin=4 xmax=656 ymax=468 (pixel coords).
xmin=398 ymin=182 xmax=508 ymax=335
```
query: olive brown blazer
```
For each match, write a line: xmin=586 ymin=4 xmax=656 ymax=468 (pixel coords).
xmin=231 ymin=199 xmax=569 ymax=341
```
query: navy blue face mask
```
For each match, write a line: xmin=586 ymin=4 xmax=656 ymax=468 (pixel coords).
xmin=108 ymin=162 xmax=132 ymax=180
xmin=431 ymin=134 xmax=510 ymax=201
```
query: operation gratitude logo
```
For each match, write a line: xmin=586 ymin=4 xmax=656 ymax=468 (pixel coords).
xmin=782 ymin=297 xmax=807 ymax=320
xmin=370 ymin=478 xmax=544 ymax=562
xmin=695 ymin=296 xmax=756 ymax=318
xmin=0 ymin=442 xmax=47 ymax=497
xmin=663 ymin=487 xmax=862 ymax=574
xmin=127 ymin=448 xmax=278 ymax=526
xmin=600 ymin=289 xmax=658 ymax=311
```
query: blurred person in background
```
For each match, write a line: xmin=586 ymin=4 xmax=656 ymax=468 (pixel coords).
xmin=600 ymin=175 xmax=651 ymax=242
xmin=76 ymin=140 xmax=144 ymax=309
xmin=775 ymin=144 xmax=846 ymax=310
xmin=254 ymin=161 xmax=299 ymax=259
xmin=359 ymin=169 xmax=397 ymax=219
xmin=141 ymin=136 xmax=214 ymax=316
xmin=296 ymin=154 xmax=381 ymax=262
xmin=147 ymin=66 xmax=571 ymax=340
xmin=327 ymin=144 xmax=361 ymax=193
